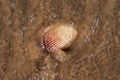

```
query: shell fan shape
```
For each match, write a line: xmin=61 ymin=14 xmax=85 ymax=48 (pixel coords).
xmin=41 ymin=23 xmax=78 ymax=53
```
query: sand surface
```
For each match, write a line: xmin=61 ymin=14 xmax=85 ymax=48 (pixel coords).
xmin=0 ymin=0 xmax=120 ymax=80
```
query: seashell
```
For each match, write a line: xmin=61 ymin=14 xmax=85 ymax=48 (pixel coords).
xmin=41 ymin=22 xmax=78 ymax=62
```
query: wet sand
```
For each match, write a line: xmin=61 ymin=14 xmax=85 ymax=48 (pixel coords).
xmin=0 ymin=0 xmax=120 ymax=80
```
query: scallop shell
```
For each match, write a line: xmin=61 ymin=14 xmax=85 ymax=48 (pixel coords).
xmin=41 ymin=23 xmax=78 ymax=53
